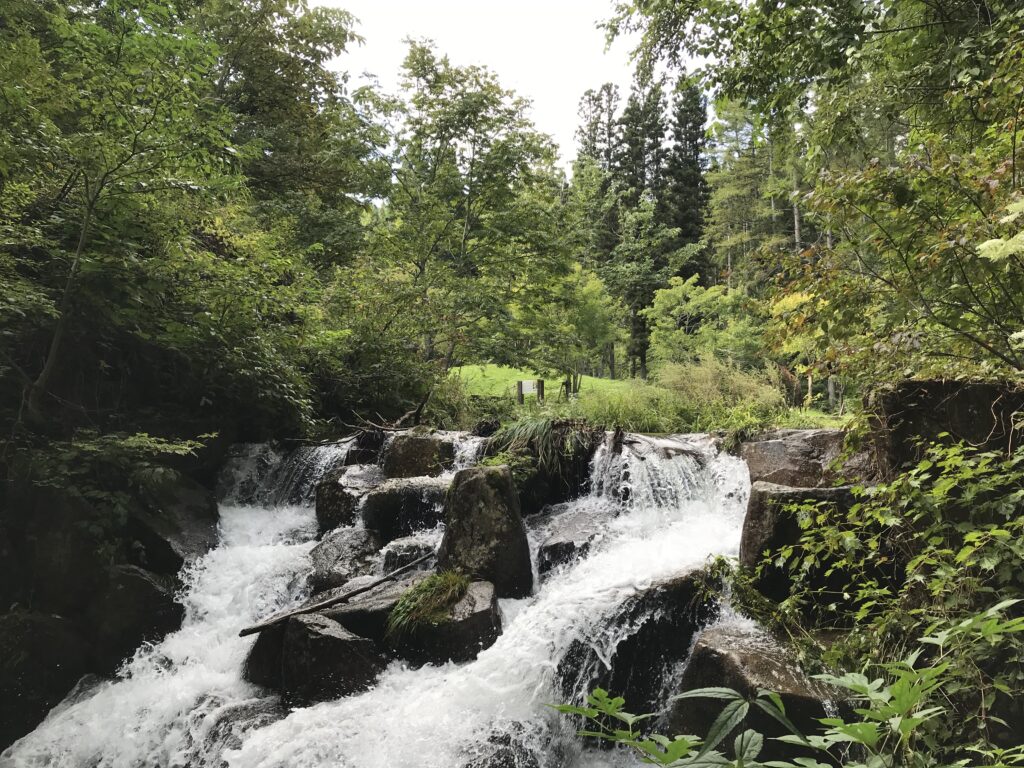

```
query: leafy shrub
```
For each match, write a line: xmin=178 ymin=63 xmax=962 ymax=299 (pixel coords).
xmin=385 ymin=571 xmax=470 ymax=639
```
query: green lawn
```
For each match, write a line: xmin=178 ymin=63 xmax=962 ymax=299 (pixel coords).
xmin=451 ymin=364 xmax=632 ymax=398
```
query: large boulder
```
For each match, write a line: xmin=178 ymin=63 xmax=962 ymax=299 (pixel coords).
xmin=0 ymin=612 xmax=92 ymax=751
xmin=740 ymin=482 xmax=855 ymax=601
xmin=668 ymin=623 xmax=836 ymax=761
xmin=243 ymin=622 xmax=286 ymax=690
xmin=308 ymin=527 xmax=382 ymax=593
xmin=129 ymin=472 xmax=219 ymax=576
xmin=739 ymin=429 xmax=877 ymax=487
xmin=280 ymin=613 xmax=387 ymax=703
xmin=88 ymin=565 xmax=185 ymax=671
xmin=381 ymin=431 xmax=456 ymax=478
xmin=314 ymin=464 xmax=384 ymax=535
xmin=322 ymin=574 xmax=429 ymax=642
xmin=389 ymin=581 xmax=502 ymax=665
xmin=344 ymin=429 xmax=387 ymax=466
xmin=557 ymin=569 xmax=721 ymax=716
xmin=361 ymin=477 xmax=449 ymax=543
xmin=437 ymin=467 xmax=533 ymax=599
xmin=868 ymin=380 xmax=1024 ymax=472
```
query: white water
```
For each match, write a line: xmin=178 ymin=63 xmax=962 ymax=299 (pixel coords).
xmin=2 ymin=432 xmax=750 ymax=768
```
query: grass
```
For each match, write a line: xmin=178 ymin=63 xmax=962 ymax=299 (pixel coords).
xmin=385 ymin=571 xmax=470 ymax=639
xmin=451 ymin=364 xmax=633 ymax=399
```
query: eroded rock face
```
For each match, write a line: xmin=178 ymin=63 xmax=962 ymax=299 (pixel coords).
xmin=0 ymin=612 xmax=92 ymax=751
xmin=437 ymin=467 xmax=533 ymax=599
xmin=280 ymin=613 xmax=387 ymax=703
xmin=389 ymin=581 xmax=502 ymax=665
xmin=362 ymin=477 xmax=449 ymax=543
xmin=869 ymin=380 xmax=1024 ymax=471
xmin=129 ymin=473 xmax=219 ymax=575
xmin=739 ymin=429 xmax=875 ymax=487
xmin=308 ymin=527 xmax=382 ymax=593
xmin=314 ymin=464 xmax=384 ymax=535
xmin=739 ymin=482 xmax=855 ymax=601
xmin=668 ymin=623 xmax=837 ymax=761
xmin=557 ymin=569 xmax=721 ymax=716
xmin=381 ymin=432 xmax=456 ymax=478
xmin=88 ymin=565 xmax=185 ymax=671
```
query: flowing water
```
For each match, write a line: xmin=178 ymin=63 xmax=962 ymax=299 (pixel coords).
xmin=2 ymin=432 xmax=750 ymax=768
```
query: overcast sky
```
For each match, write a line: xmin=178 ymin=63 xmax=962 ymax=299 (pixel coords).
xmin=314 ymin=0 xmax=639 ymax=167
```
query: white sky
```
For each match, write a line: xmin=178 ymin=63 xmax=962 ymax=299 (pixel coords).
xmin=314 ymin=0 xmax=640 ymax=167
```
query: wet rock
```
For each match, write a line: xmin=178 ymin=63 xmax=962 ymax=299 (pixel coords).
xmin=88 ymin=565 xmax=185 ymax=671
xmin=557 ymin=569 xmax=721 ymax=716
xmin=129 ymin=472 xmax=219 ymax=576
xmin=437 ymin=466 xmax=533 ymax=598
xmin=740 ymin=482 xmax=855 ymax=601
xmin=308 ymin=528 xmax=382 ymax=593
xmin=322 ymin=573 xmax=429 ymax=642
xmin=315 ymin=464 xmax=384 ymax=535
xmin=739 ymin=429 xmax=876 ymax=487
xmin=362 ymin=476 xmax=449 ymax=543
xmin=532 ymin=503 xmax=612 ymax=576
xmin=381 ymin=431 xmax=456 ymax=478
xmin=243 ymin=622 xmax=285 ymax=689
xmin=280 ymin=613 xmax=387 ymax=703
xmin=382 ymin=536 xmax=436 ymax=575
xmin=389 ymin=581 xmax=502 ymax=665
xmin=0 ymin=525 xmax=22 ymax=609
xmin=183 ymin=697 xmax=285 ymax=766
xmin=868 ymin=380 xmax=1024 ymax=472
xmin=0 ymin=612 xmax=92 ymax=751
xmin=344 ymin=429 xmax=387 ymax=466
xmin=463 ymin=727 xmax=541 ymax=768
xmin=668 ymin=624 xmax=836 ymax=761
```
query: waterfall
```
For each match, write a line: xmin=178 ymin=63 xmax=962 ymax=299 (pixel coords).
xmin=1 ymin=433 xmax=750 ymax=768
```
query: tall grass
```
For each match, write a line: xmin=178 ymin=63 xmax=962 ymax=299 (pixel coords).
xmin=385 ymin=571 xmax=470 ymax=638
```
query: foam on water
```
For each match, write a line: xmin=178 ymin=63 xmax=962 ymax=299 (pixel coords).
xmin=2 ymin=434 xmax=750 ymax=768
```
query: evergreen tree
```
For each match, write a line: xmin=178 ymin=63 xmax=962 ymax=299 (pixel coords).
xmin=659 ymin=82 xmax=708 ymax=256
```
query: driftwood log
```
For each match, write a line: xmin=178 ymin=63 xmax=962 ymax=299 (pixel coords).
xmin=238 ymin=551 xmax=435 ymax=637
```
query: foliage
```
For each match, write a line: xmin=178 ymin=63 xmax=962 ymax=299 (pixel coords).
xmin=486 ymin=418 xmax=600 ymax=477
xmin=385 ymin=571 xmax=470 ymax=639
xmin=768 ymin=441 xmax=1024 ymax=750
xmin=556 ymin=605 xmax=1024 ymax=767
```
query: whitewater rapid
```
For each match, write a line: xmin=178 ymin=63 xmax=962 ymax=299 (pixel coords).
xmin=2 ymin=433 xmax=749 ymax=768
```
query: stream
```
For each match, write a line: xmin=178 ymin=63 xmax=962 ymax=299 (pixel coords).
xmin=2 ymin=432 xmax=750 ymax=768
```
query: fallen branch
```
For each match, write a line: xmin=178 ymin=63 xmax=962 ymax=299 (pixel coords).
xmin=238 ymin=551 xmax=435 ymax=637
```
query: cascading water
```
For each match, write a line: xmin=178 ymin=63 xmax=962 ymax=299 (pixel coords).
xmin=1 ymin=432 xmax=750 ymax=768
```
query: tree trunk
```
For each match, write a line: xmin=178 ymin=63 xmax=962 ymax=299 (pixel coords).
xmin=28 ymin=199 xmax=95 ymax=417
xmin=827 ymin=374 xmax=837 ymax=412
xmin=792 ymin=165 xmax=802 ymax=254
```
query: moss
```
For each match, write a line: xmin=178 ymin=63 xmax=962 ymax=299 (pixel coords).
xmin=385 ymin=571 xmax=470 ymax=639
xmin=480 ymin=450 xmax=537 ymax=485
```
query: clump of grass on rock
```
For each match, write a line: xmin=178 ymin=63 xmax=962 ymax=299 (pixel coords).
xmin=386 ymin=571 xmax=470 ymax=639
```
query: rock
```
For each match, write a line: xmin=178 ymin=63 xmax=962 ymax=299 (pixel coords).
xmin=437 ymin=466 xmax=533 ymax=598
xmin=382 ymin=536 xmax=436 ymax=575
xmin=471 ymin=420 xmax=501 ymax=438
xmin=381 ymin=431 xmax=456 ymax=478
xmin=531 ymin=503 xmax=614 ymax=576
xmin=243 ymin=622 xmax=285 ymax=690
xmin=463 ymin=727 xmax=541 ymax=768
xmin=315 ymin=464 xmax=384 ymax=535
xmin=739 ymin=429 xmax=876 ymax=487
xmin=362 ymin=476 xmax=449 ymax=543
xmin=344 ymin=429 xmax=387 ymax=466
xmin=668 ymin=623 xmax=836 ymax=761
xmin=322 ymin=574 xmax=429 ymax=643
xmin=129 ymin=472 xmax=219 ymax=575
xmin=308 ymin=527 xmax=382 ymax=593
xmin=280 ymin=613 xmax=387 ymax=703
xmin=739 ymin=482 xmax=855 ymax=601
xmin=557 ymin=569 xmax=720 ymax=716
xmin=390 ymin=581 xmax=502 ymax=665
xmin=0 ymin=525 xmax=22 ymax=610
xmin=0 ymin=612 xmax=92 ymax=752
xmin=181 ymin=697 xmax=285 ymax=766
xmin=868 ymin=380 xmax=1024 ymax=472
xmin=88 ymin=565 xmax=185 ymax=671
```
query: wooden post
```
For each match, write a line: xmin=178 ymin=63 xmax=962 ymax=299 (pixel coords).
xmin=516 ymin=380 xmax=524 ymax=405
xmin=536 ymin=379 xmax=544 ymax=402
